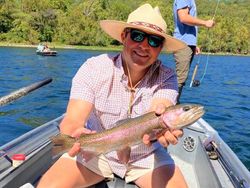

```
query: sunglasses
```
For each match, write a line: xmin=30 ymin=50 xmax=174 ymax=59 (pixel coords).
xmin=128 ymin=29 xmax=164 ymax=48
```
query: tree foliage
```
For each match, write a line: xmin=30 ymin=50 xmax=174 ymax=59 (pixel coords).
xmin=0 ymin=0 xmax=249 ymax=54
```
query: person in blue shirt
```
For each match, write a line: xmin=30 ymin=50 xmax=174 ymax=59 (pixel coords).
xmin=173 ymin=0 xmax=215 ymax=103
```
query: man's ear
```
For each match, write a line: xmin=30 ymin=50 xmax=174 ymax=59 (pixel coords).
xmin=121 ymin=30 xmax=127 ymax=44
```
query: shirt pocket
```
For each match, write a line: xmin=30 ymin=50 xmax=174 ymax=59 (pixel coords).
xmin=95 ymin=99 xmax=121 ymax=129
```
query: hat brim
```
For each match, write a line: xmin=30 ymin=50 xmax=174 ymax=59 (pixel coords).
xmin=100 ymin=20 xmax=186 ymax=52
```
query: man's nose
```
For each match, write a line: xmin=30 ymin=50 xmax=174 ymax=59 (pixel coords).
xmin=139 ymin=37 xmax=150 ymax=49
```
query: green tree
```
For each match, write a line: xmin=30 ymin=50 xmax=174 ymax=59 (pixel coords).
xmin=0 ymin=0 xmax=17 ymax=33
xmin=0 ymin=0 xmax=249 ymax=54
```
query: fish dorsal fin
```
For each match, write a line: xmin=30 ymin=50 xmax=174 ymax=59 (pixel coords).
xmin=114 ymin=118 xmax=131 ymax=126
xmin=81 ymin=150 xmax=100 ymax=162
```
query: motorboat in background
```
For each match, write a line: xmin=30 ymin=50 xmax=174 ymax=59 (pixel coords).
xmin=36 ymin=44 xmax=57 ymax=56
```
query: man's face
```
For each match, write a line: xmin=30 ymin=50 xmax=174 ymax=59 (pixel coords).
xmin=121 ymin=28 xmax=164 ymax=72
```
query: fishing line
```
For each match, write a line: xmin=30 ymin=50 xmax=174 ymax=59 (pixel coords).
xmin=190 ymin=0 xmax=220 ymax=87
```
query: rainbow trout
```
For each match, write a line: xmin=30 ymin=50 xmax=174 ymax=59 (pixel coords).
xmin=52 ymin=104 xmax=204 ymax=157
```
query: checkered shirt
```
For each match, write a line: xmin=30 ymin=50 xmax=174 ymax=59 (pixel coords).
xmin=70 ymin=53 xmax=178 ymax=178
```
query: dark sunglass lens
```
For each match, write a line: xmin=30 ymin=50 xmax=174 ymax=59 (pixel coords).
xmin=130 ymin=29 xmax=164 ymax=48
xmin=148 ymin=35 xmax=164 ymax=47
xmin=130 ymin=30 xmax=145 ymax=42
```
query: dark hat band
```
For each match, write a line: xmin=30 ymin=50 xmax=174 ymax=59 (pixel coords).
xmin=129 ymin=21 xmax=164 ymax=33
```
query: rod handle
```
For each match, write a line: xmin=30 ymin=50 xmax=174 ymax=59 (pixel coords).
xmin=190 ymin=65 xmax=199 ymax=87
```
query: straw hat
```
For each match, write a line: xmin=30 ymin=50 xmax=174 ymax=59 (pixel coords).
xmin=100 ymin=3 xmax=186 ymax=52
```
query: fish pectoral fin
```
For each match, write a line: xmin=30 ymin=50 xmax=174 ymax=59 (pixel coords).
xmin=116 ymin=146 xmax=131 ymax=164
xmin=81 ymin=150 xmax=100 ymax=162
xmin=147 ymin=128 xmax=166 ymax=141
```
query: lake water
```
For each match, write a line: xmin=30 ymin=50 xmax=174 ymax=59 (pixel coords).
xmin=0 ymin=47 xmax=249 ymax=170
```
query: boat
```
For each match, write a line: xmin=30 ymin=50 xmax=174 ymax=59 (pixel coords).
xmin=36 ymin=44 xmax=57 ymax=56
xmin=36 ymin=50 xmax=57 ymax=56
xmin=0 ymin=115 xmax=249 ymax=188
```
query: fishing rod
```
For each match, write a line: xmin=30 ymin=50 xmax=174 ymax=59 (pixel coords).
xmin=207 ymin=141 xmax=250 ymax=188
xmin=0 ymin=77 xmax=53 ymax=106
xmin=189 ymin=0 xmax=220 ymax=88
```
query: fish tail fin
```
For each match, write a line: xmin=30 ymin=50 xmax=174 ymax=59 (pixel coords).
xmin=50 ymin=134 xmax=75 ymax=158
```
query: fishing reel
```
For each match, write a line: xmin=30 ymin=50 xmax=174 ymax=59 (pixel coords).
xmin=192 ymin=80 xmax=200 ymax=87
xmin=190 ymin=64 xmax=201 ymax=88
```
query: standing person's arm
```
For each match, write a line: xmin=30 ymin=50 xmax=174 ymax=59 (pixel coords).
xmin=178 ymin=7 xmax=214 ymax=28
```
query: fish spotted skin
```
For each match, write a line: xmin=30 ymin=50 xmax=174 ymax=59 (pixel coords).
xmin=51 ymin=104 xmax=204 ymax=157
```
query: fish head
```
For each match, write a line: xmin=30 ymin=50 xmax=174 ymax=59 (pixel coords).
xmin=161 ymin=104 xmax=205 ymax=129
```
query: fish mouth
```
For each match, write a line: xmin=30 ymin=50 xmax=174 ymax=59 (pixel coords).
xmin=178 ymin=104 xmax=205 ymax=127
xmin=183 ymin=104 xmax=204 ymax=116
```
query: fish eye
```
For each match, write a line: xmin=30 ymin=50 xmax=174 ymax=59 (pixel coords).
xmin=183 ymin=106 xmax=190 ymax=111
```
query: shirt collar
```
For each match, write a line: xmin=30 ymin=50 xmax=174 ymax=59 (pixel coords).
xmin=113 ymin=53 xmax=161 ymax=85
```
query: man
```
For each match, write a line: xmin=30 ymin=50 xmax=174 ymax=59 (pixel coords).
xmin=38 ymin=4 xmax=188 ymax=188
xmin=173 ymin=0 xmax=215 ymax=103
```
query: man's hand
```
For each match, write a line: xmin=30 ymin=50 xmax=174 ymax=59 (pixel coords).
xmin=205 ymin=19 xmax=215 ymax=28
xmin=67 ymin=128 xmax=96 ymax=157
xmin=143 ymin=104 xmax=184 ymax=147
xmin=143 ymin=128 xmax=183 ymax=147
xmin=195 ymin=46 xmax=201 ymax=55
